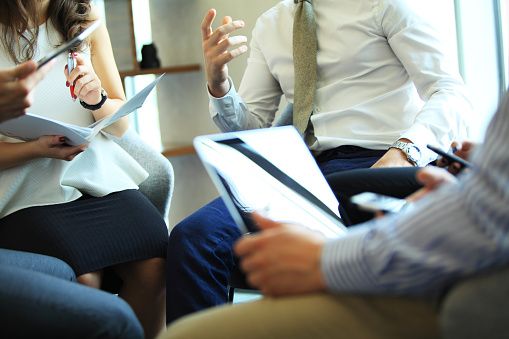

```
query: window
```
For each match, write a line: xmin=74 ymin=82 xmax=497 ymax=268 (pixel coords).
xmin=455 ymin=0 xmax=502 ymax=139
xmin=498 ymin=0 xmax=509 ymax=90
xmin=93 ymin=0 xmax=163 ymax=151
xmin=124 ymin=1 xmax=163 ymax=152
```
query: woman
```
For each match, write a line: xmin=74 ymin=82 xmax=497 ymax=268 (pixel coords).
xmin=0 ymin=1 xmax=167 ymax=337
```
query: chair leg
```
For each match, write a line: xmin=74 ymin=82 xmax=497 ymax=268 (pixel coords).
xmin=228 ymin=286 xmax=235 ymax=303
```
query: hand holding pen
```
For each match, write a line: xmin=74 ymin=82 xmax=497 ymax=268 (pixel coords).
xmin=64 ymin=52 xmax=102 ymax=106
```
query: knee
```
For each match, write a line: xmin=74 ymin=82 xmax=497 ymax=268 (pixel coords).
xmin=169 ymin=220 xmax=205 ymax=248
xmin=98 ymin=298 xmax=145 ymax=339
xmin=77 ymin=272 xmax=102 ymax=289
xmin=127 ymin=258 xmax=166 ymax=293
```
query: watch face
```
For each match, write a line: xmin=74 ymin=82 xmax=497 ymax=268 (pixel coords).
xmin=407 ymin=145 xmax=421 ymax=162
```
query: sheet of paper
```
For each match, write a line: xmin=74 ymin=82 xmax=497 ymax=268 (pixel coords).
xmin=90 ymin=74 xmax=164 ymax=134
xmin=0 ymin=74 xmax=164 ymax=146
xmin=0 ymin=113 xmax=89 ymax=145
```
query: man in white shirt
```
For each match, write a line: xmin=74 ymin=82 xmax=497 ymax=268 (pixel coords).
xmin=166 ymin=0 xmax=472 ymax=323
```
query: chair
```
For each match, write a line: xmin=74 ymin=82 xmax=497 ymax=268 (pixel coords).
xmin=114 ymin=128 xmax=174 ymax=222
xmin=440 ymin=265 xmax=509 ymax=339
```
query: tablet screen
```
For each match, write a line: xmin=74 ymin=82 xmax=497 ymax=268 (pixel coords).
xmin=194 ymin=128 xmax=346 ymax=238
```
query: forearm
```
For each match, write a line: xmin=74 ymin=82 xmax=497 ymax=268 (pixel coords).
xmin=91 ymin=98 xmax=128 ymax=137
xmin=401 ymin=89 xmax=472 ymax=165
xmin=209 ymin=79 xmax=271 ymax=132
xmin=382 ymin=1 xmax=472 ymax=164
xmin=0 ymin=141 xmax=41 ymax=169
xmin=321 ymin=186 xmax=492 ymax=296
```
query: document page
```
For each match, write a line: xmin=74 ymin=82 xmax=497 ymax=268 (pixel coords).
xmin=0 ymin=75 xmax=164 ymax=145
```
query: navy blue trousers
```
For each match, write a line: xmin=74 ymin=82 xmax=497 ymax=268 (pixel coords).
xmin=166 ymin=147 xmax=387 ymax=323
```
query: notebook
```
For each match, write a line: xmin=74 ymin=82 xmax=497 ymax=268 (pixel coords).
xmin=193 ymin=126 xmax=347 ymax=238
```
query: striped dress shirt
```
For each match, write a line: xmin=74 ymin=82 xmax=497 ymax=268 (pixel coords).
xmin=322 ymin=94 xmax=509 ymax=296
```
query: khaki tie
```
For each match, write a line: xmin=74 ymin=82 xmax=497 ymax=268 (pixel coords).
xmin=293 ymin=0 xmax=318 ymax=139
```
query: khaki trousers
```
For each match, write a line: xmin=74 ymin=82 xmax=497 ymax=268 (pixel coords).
xmin=162 ymin=293 xmax=440 ymax=339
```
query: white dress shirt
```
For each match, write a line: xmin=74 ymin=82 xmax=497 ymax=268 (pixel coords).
xmin=209 ymin=0 xmax=473 ymax=166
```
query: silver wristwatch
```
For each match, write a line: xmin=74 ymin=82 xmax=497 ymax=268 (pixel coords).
xmin=390 ymin=140 xmax=421 ymax=166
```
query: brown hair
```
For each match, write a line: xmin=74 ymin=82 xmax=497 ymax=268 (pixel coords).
xmin=0 ymin=0 xmax=92 ymax=63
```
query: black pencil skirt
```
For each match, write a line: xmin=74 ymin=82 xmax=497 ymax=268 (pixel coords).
xmin=0 ymin=190 xmax=168 ymax=277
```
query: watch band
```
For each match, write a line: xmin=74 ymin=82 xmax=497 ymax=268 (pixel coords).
xmin=79 ymin=89 xmax=107 ymax=111
xmin=390 ymin=140 xmax=420 ymax=166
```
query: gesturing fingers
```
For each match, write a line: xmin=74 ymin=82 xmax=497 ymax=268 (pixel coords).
xmin=201 ymin=9 xmax=216 ymax=41
xmin=208 ymin=37 xmax=248 ymax=68
xmin=206 ymin=20 xmax=245 ymax=48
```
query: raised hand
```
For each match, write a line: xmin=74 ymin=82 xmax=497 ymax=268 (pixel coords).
xmin=201 ymin=9 xmax=248 ymax=98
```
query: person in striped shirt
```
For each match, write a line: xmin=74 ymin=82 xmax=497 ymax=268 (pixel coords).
xmin=161 ymin=94 xmax=509 ymax=338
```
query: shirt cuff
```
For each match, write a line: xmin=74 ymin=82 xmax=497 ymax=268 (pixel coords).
xmin=207 ymin=78 xmax=239 ymax=120
xmin=321 ymin=227 xmax=376 ymax=293
xmin=400 ymin=123 xmax=439 ymax=166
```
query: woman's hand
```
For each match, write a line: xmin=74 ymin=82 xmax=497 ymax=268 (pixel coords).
xmin=65 ymin=53 xmax=102 ymax=105
xmin=0 ymin=60 xmax=53 ymax=122
xmin=33 ymin=135 xmax=87 ymax=161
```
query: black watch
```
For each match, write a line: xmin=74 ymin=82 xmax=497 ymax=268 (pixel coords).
xmin=80 ymin=89 xmax=108 ymax=111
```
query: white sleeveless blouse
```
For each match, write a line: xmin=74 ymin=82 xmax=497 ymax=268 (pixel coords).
xmin=0 ymin=22 xmax=148 ymax=218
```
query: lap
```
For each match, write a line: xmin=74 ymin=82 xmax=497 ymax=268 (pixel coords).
xmin=0 ymin=264 xmax=143 ymax=339
xmin=170 ymin=197 xmax=241 ymax=244
xmin=163 ymin=293 xmax=439 ymax=339
xmin=326 ymin=167 xmax=421 ymax=198
xmin=0 ymin=248 xmax=75 ymax=281
xmin=326 ymin=167 xmax=421 ymax=225
xmin=0 ymin=190 xmax=168 ymax=275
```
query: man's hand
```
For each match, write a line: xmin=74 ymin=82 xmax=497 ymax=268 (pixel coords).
xmin=0 ymin=60 xmax=53 ymax=123
xmin=407 ymin=166 xmax=457 ymax=202
xmin=437 ymin=140 xmax=477 ymax=175
xmin=201 ymin=9 xmax=248 ymax=98
xmin=371 ymin=147 xmax=413 ymax=168
xmin=234 ymin=213 xmax=327 ymax=297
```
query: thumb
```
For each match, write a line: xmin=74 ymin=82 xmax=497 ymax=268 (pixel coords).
xmin=11 ymin=61 xmax=38 ymax=80
xmin=416 ymin=167 xmax=454 ymax=190
xmin=251 ymin=212 xmax=282 ymax=231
